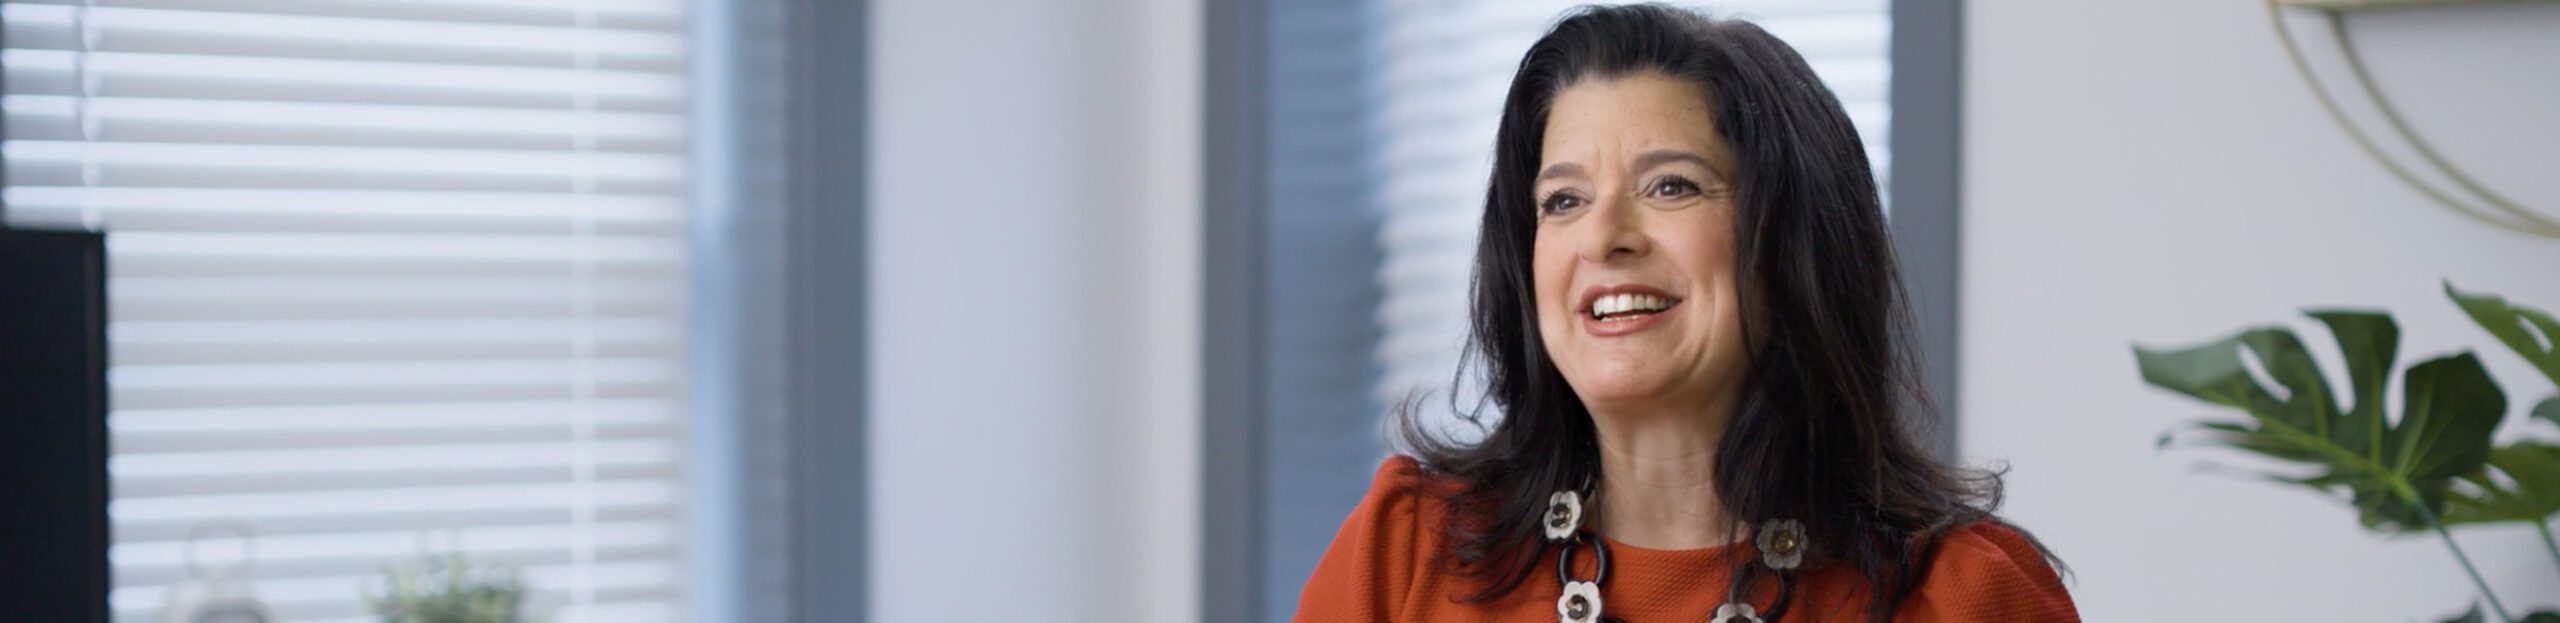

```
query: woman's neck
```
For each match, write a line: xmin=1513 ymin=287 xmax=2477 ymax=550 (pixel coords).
xmin=1590 ymin=396 xmax=1738 ymax=550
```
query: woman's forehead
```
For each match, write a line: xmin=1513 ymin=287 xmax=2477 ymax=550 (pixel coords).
xmin=1539 ymin=73 xmax=1730 ymax=173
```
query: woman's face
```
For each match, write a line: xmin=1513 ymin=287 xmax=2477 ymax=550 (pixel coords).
xmin=1530 ymin=71 xmax=1747 ymax=416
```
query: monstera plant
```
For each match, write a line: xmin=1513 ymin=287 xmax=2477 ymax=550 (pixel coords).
xmin=2137 ymin=281 xmax=2560 ymax=623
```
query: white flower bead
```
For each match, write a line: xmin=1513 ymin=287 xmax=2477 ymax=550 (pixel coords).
xmin=1543 ymin=490 xmax=1583 ymax=541
xmin=1711 ymin=602 xmax=1762 ymax=623
xmin=1556 ymin=580 xmax=1603 ymax=623
xmin=1756 ymin=518 xmax=1805 ymax=571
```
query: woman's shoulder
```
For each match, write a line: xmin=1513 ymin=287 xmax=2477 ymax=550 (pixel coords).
xmin=1933 ymin=521 xmax=2059 ymax=574
xmin=1293 ymin=455 xmax=1466 ymax=621
xmin=1345 ymin=454 xmax=1471 ymax=527
xmin=1895 ymin=520 xmax=2079 ymax=622
xmin=1336 ymin=455 xmax=1463 ymax=551
xmin=1371 ymin=454 xmax=1464 ymax=500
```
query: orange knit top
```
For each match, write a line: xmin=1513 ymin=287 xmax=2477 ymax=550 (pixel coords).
xmin=1296 ymin=456 xmax=2079 ymax=622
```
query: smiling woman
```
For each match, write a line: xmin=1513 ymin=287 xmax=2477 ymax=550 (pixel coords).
xmin=1295 ymin=5 xmax=2077 ymax=623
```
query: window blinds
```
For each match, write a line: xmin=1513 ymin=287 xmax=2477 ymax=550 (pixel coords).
xmin=0 ymin=1 xmax=691 ymax=622
xmin=1371 ymin=0 xmax=1890 ymax=436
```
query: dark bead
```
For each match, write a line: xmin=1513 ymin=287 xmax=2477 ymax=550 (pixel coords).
xmin=1566 ymin=595 xmax=1590 ymax=619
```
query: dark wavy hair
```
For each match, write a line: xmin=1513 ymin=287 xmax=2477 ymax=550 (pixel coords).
xmin=1391 ymin=5 xmax=2052 ymax=621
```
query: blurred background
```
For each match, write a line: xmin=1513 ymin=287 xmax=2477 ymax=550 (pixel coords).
xmin=0 ymin=0 xmax=2555 ymax=622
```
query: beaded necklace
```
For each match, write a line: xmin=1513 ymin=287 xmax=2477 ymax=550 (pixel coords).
xmin=1542 ymin=488 xmax=1807 ymax=623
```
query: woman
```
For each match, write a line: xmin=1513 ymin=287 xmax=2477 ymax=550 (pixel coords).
xmin=1296 ymin=5 xmax=2076 ymax=622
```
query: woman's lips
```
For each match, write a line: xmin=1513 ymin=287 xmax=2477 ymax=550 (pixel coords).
xmin=1581 ymin=298 xmax=1679 ymax=337
xmin=1576 ymin=284 xmax=1681 ymax=337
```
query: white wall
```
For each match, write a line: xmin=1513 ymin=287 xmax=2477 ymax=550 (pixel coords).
xmin=1964 ymin=1 xmax=2560 ymax=620
xmin=867 ymin=0 xmax=1200 ymax=621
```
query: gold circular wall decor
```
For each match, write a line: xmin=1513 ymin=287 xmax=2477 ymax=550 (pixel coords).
xmin=2267 ymin=0 xmax=2560 ymax=239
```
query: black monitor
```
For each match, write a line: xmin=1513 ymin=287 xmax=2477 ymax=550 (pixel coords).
xmin=0 ymin=228 xmax=112 ymax=623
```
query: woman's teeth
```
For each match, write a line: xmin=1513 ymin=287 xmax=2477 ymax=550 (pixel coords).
xmin=1590 ymin=293 xmax=1672 ymax=320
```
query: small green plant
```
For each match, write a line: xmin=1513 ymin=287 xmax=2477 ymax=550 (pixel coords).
xmin=2136 ymin=281 xmax=2560 ymax=623
xmin=363 ymin=549 xmax=533 ymax=623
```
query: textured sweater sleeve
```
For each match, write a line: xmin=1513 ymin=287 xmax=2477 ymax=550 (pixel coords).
xmin=1894 ymin=522 xmax=2080 ymax=623
xmin=1294 ymin=456 xmax=1433 ymax=622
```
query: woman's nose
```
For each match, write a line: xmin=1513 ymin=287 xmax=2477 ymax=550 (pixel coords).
xmin=1577 ymin=194 xmax=1650 ymax=263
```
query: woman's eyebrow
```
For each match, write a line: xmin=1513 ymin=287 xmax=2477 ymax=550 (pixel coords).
xmin=1536 ymin=161 xmax=1584 ymax=182
xmin=1539 ymin=150 xmax=1719 ymax=182
xmin=1632 ymin=149 xmax=1717 ymax=174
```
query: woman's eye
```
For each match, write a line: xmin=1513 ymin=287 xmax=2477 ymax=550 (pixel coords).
xmin=1647 ymin=176 xmax=1702 ymax=199
xmin=1539 ymin=192 xmax=1584 ymax=215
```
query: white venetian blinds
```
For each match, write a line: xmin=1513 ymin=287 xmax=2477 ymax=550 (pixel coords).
xmin=0 ymin=1 xmax=690 ymax=622
xmin=1371 ymin=0 xmax=1890 ymax=434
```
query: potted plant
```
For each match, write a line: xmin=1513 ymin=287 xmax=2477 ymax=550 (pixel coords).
xmin=2137 ymin=281 xmax=2560 ymax=623
xmin=363 ymin=549 xmax=536 ymax=623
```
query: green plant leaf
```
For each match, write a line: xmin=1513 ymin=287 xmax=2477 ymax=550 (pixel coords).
xmin=2535 ymin=395 xmax=2560 ymax=430
xmin=2397 ymin=353 xmax=2507 ymax=482
xmin=2448 ymin=281 xmax=2560 ymax=389
xmin=2445 ymin=442 xmax=2560 ymax=526
xmin=2136 ymin=324 xmax=2344 ymax=441
xmin=2139 ymin=311 xmax=2507 ymax=534
xmin=2316 ymin=311 xmax=2398 ymax=454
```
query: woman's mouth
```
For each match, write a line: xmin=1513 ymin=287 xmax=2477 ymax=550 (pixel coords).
xmin=1579 ymin=287 xmax=1682 ymax=337
xmin=1588 ymin=292 xmax=1675 ymax=321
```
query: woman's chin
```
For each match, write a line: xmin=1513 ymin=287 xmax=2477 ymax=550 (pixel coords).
xmin=1567 ymin=373 xmax=1687 ymax=411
